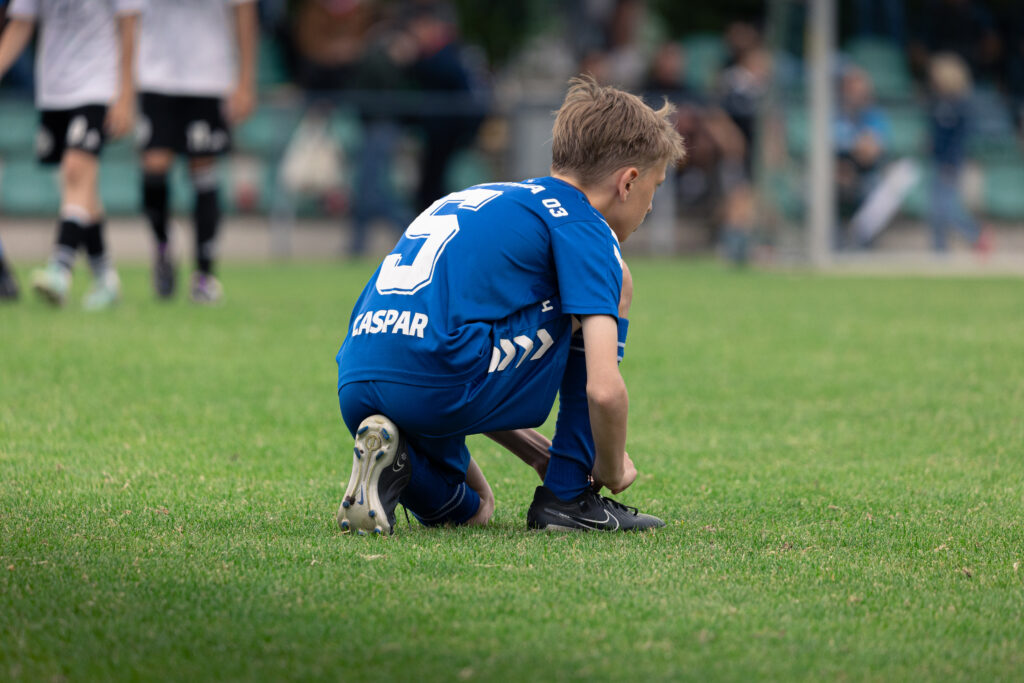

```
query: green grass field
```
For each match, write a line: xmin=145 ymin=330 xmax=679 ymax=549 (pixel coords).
xmin=2 ymin=261 xmax=1023 ymax=681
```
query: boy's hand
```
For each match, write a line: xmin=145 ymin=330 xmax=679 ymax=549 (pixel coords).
xmin=592 ymin=451 xmax=637 ymax=495
xmin=105 ymin=92 xmax=135 ymax=139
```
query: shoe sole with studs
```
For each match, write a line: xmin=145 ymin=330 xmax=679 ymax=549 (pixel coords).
xmin=337 ymin=414 xmax=402 ymax=536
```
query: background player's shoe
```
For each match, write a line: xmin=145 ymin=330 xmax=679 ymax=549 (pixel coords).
xmin=527 ymin=485 xmax=666 ymax=532
xmin=0 ymin=267 xmax=19 ymax=301
xmin=337 ymin=414 xmax=411 ymax=536
xmin=83 ymin=269 xmax=121 ymax=311
xmin=153 ymin=248 xmax=176 ymax=299
xmin=31 ymin=264 xmax=70 ymax=306
xmin=190 ymin=272 xmax=223 ymax=304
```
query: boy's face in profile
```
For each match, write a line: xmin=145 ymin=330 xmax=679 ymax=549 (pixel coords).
xmin=609 ymin=161 xmax=668 ymax=243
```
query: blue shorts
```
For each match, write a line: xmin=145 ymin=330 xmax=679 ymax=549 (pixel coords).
xmin=337 ymin=305 xmax=572 ymax=524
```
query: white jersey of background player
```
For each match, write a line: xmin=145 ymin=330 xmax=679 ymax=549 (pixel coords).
xmin=135 ymin=0 xmax=257 ymax=304
xmin=137 ymin=0 xmax=252 ymax=99
xmin=0 ymin=0 xmax=142 ymax=310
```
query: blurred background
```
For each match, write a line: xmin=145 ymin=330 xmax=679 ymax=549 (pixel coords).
xmin=2 ymin=0 xmax=1024 ymax=268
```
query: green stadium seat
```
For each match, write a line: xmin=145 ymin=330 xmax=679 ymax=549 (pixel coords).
xmin=844 ymin=37 xmax=913 ymax=102
xmin=257 ymin=37 xmax=290 ymax=89
xmin=0 ymin=159 xmax=59 ymax=214
xmin=445 ymin=148 xmax=493 ymax=192
xmin=102 ymin=136 xmax=138 ymax=161
xmin=884 ymin=106 xmax=927 ymax=157
xmin=99 ymin=160 xmax=141 ymax=215
xmin=0 ymin=99 xmax=38 ymax=158
xmin=681 ymin=33 xmax=726 ymax=95
xmin=899 ymin=165 xmax=932 ymax=219
xmin=982 ymin=163 xmax=1024 ymax=220
xmin=785 ymin=105 xmax=809 ymax=158
xmin=328 ymin=107 xmax=363 ymax=153
xmin=235 ymin=104 xmax=300 ymax=156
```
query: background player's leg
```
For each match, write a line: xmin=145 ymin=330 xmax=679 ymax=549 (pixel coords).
xmin=189 ymin=156 xmax=222 ymax=303
xmin=61 ymin=150 xmax=120 ymax=311
xmin=142 ymin=148 xmax=176 ymax=298
xmin=32 ymin=149 xmax=103 ymax=306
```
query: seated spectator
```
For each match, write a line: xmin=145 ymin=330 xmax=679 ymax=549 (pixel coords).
xmin=834 ymin=67 xmax=891 ymax=241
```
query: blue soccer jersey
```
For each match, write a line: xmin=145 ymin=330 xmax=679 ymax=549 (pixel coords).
xmin=336 ymin=177 xmax=623 ymax=388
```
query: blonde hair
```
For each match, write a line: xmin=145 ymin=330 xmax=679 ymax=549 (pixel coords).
xmin=929 ymin=52 xmax=972 ymax=98
xmin=551 ymin=75 xmax=686 ymax=186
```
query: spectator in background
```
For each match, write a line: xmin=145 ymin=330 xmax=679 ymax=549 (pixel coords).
xmin=642 ymin=41 xmax=700 ymax=107
xmin=834 ymin=66 xmax=890 ymax=245
xmin=136 ymin=0 xmax=258 ymax=303
xmin=909 ymin=0 xmax=1001 ymax=83
xmin=565 ymin=0 xmax=651 ymax=91
xmin=290 ymin=0 xmax=374 ymax=92
xmin=402 ymin=1 xmax=487 ymax=213
xmin=0 ymin=234 xmax=17 ymax=300
xmin=345 ymin=7 xmax=415 ymax=255
xmin=1006 ymin=6 xmax=1024 ymax=137
xmin=0 ymin=0 xmax=139 ymax=310
xmin=716 ymin=40 xmax=771 ymax=263
xmin=926 ymin=53 xmax=992 ymax=254
xmin=0 ymin=0 xmax=32 ymax=93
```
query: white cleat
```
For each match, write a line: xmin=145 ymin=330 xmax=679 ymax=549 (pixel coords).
xmin=31 ymin=264 xmax=71 ymax=306
xmin=82 ymin=269 xmax=121 ymax=311
xmin=337 ymin=415 xmax=411 ymax=536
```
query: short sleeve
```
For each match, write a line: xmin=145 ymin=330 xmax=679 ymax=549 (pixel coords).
xmin=7 ymin=0 xmax=38 ymax=19
xmin=551 ymin=220 xmax=622 ymax=317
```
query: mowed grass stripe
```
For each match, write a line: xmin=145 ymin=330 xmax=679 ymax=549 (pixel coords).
xmin=2 ymin=262 xmax=1022 ymax=681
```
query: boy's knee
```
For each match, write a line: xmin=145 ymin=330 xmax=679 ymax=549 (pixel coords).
xmin=142 ymin=149 xmax=174 ymax=175
xmin=61 ymin=152 xmax=98 ymax=189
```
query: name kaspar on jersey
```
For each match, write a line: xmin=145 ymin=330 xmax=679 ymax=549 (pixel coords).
xmin=350 ymin=310 xmax=428 ymax=338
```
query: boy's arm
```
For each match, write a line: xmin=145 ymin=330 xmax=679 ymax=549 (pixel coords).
xmin=0 ymin=18 xmax=34 ymax=81
xmin=484 ymin=429 xmax=551 ymax=480
xmin=581 ymin=313 xmax=636 ymax=494
xmin=105 ymin=12 xmax=138 ymax=138
xmin=225 ymin=0 xmax=257 ymax=124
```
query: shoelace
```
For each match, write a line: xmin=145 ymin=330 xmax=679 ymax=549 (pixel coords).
xmin=586 ymin=488 xmax=639 ymax=516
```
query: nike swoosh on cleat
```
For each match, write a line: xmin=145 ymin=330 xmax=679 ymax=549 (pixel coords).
xmin=547 ymin=509 xmax=620 ymax=531
xmin=357 ymin=486 xmax=364 ymax=505
xmin=392 ymin=455 xmax=406 ymax=472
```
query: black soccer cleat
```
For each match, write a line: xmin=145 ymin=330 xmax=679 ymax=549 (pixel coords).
xmin=153 ymin=248 xmax=176 ymax=299
xmin=526 ymin=485 xmax=666 ymax=532
xmin=337 ymin=415 xmax=412 ymax=536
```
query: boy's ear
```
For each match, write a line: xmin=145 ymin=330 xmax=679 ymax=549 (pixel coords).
xmin=616 ymin=167 xmax=640 ymax=201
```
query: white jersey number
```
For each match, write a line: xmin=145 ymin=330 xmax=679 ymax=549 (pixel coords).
xmin=375 ymin=188 xmax=502 ymax=295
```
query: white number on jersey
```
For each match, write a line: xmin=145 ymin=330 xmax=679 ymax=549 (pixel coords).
xmin=375 ymin=188 xmax=503 ymax=295
xmin=542 ymin=197 xmax=568 ymax=218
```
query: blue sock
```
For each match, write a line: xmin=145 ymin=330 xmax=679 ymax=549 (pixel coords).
xmin=545 ymin=319 xmax=629 ymax=501
xmin=399 ymin=441 xmax=480 ymax=526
